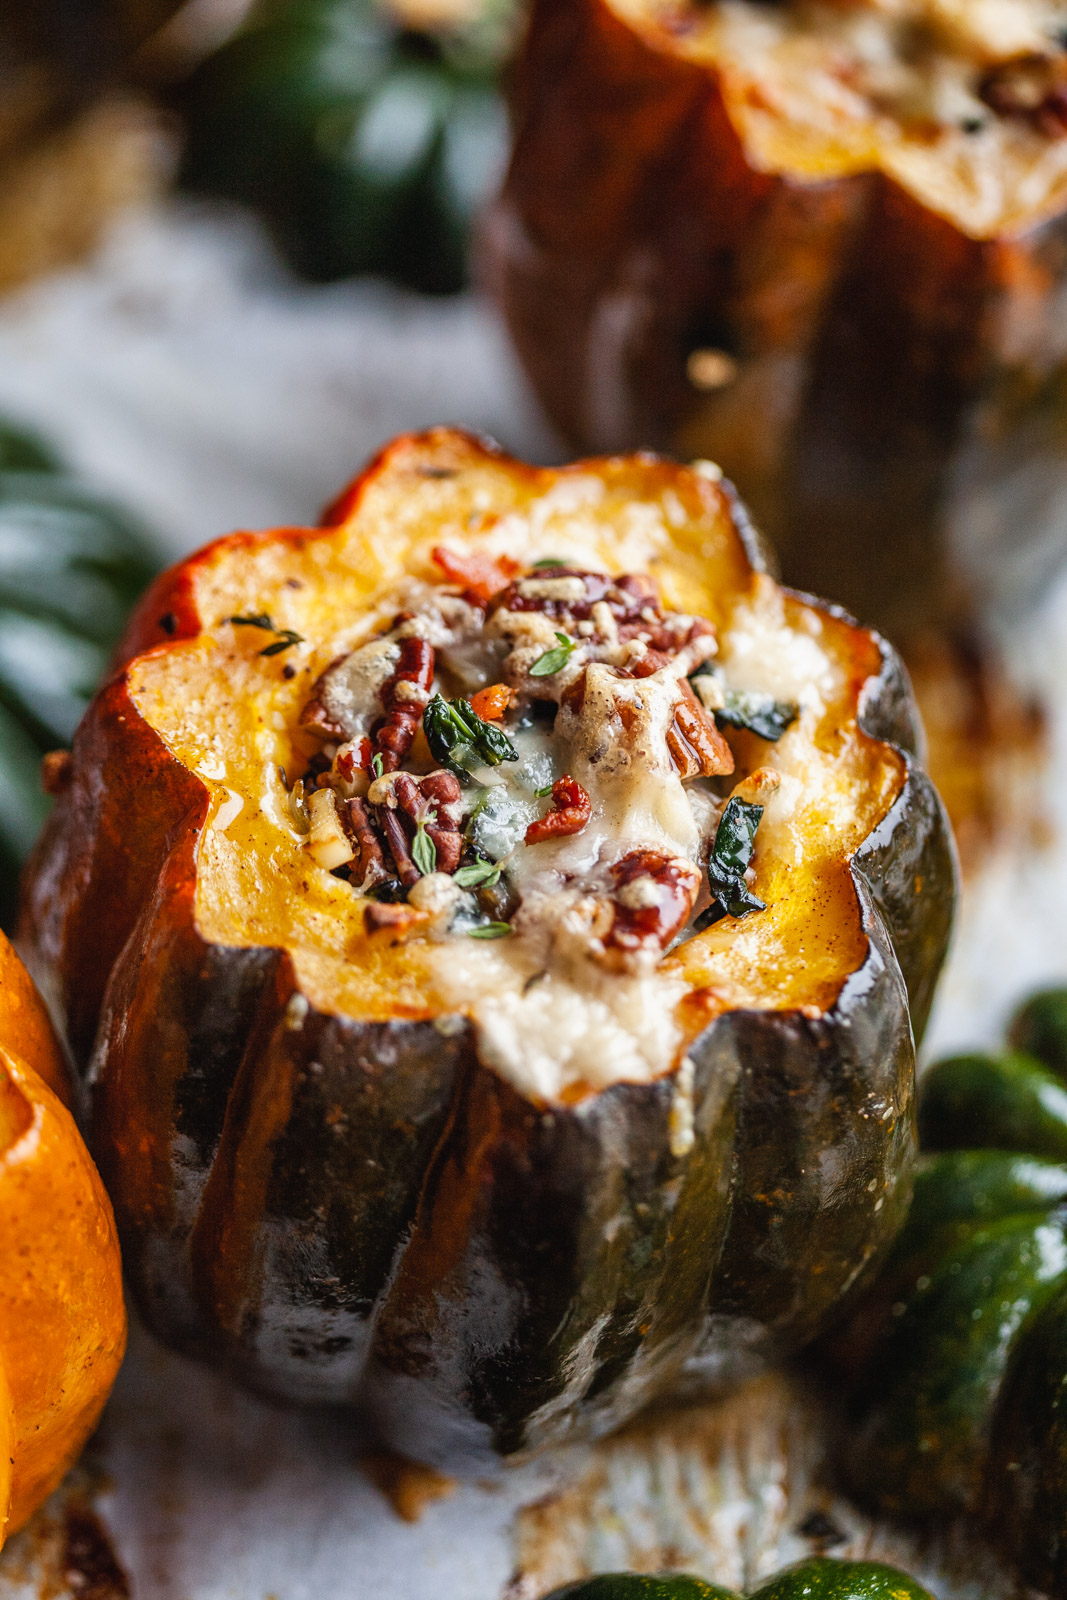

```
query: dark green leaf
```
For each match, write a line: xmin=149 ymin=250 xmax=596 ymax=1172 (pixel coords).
xmin=423 ymin=692 xmax=518 ymax=777
xmin=717 ymin=687 xmax=798 ymax=743
xmin=701 ymin=796 xmax=766 ymax=925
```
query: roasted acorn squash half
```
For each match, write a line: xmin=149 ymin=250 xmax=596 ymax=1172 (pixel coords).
xmin=20 ymin=428 xmax=954 ymax=1470
xmin=0 ymin=930 xmax=126 ymax=1547
xmin=834 ymin=985 xmax=1067 ymax=1595
xmin=486 ymin=0 xmax=1067 ymax=640
xmin=545 ymin=1560 xmax=935 ymax=1600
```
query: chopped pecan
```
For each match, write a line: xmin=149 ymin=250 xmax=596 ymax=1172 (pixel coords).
xmin=393 ymin=770 xmax=464 ymax=876
xmin=493 ymin=569 xmax=658 ymax=626
xmin=364 ymin=902 xmax=426 ymax=937
xmin=379 ymin=807 xmax=420 ymax=888
xmin=980 ymin=54 xmax=1067 ymax=136
xmin=525 ymin=775 xmax=592 ymax=845
xmin=375 ymin=637 xmax=434 ymax=772
xmin=605 ymin=850 xmax=701 ymax=958
xmin=432 ymin=545 xmax=520 ymax=604
xmin=346 ymin=798 xmax=390 ymax=890
xmin=667 ymin=681 xmax=735 ymax=779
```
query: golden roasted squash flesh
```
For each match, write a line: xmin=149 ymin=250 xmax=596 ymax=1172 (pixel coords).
xmin=618 ymin=0 xmax=1067 ymax=235
xmin=0 ymin=932 xmax=125 ymax=1544
xmin=21 ymin=431 xmax=954 ymax=1467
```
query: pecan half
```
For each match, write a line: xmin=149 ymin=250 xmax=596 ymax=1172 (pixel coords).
xmin=346 ymin=798 xmax=390 ymax=890
xmin=667 ymin=681 xmax=735 ymax=779
xmin=375 ymin=636 xmax=434 ymax=772
xmin=605 ymin=850 xmax=701 ymax=958
xmin=525 ymin=775 xmax=592 ymax=845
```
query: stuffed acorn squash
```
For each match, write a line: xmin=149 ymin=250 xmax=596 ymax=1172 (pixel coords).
xmin=20 ymin=428 xmax=954 ymax=1470
xmin=486 ymin=0 xmax=1067 ymax=639
xmin=834 ymin=986 xmax=1067 ymax=1594
xmin=545 ymin=1560 xmax=934 ymax=1600
xmin=0 ymin=931 xmax=126 ymax=1547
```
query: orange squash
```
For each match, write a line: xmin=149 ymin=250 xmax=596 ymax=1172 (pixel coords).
xmin=0 ymin=931 xmax=126 ymax=1545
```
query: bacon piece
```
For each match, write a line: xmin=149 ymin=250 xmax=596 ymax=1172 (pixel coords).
xmin=375 ymin=637 xmax=434 ymax=773
xmin=605 ymin=850 xmax=701 ymax=957
xmin=469 ymin=682 xmax=512 ymax=720
xmin=525 ymin=775 xmax=592 ymax=845
xmin=667 ymin=682 xmax=734 ymax=779
xmin=432 ymin=546 xmax=520 ymax=605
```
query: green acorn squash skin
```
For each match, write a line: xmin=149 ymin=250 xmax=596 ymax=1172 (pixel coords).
xmin=178 ymin=0 xmax=514 ymax=294
xmin=838 ymin=996 xmax=1067 ymax=1592
xmin=20 ymin=432 xmax=955 ymax=1472
xmin=546 ymin=1560 xmax=934 ymax=1600
xmin=0 ymin=421 xmax=155 ymax=930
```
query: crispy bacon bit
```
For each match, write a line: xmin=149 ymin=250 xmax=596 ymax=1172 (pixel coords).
xmin=605 ymin=850 xmax=701 ymax=958
xmin=346 ymin=798 xmax=390 ymax=889
xmin=667 ymin=682 xmax=735 ymax=779
xmin=469 ymin=682 xmax=512 ymax=721
xmin=375 ymin=637 xmax=434 ymax=772
xmin=432 ymin=546 xmax=520 ymax=605
xmin=525 ymin=775 xmax=592 ymax=846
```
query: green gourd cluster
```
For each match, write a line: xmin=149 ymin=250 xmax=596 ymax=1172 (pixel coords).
xmin=0 ymin=422 xmax=156 ymax=928
xmin=836 ymin=986 xmax=1067 ymax=1593
xmin=544 ymin=1558 xmax=934 ymax=1600
xmin=178 ymin=0 xmax=517 ymax=294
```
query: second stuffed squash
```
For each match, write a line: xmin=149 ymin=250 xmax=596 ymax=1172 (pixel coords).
xmin=20 ymin=429 xmax=955 ymax=1469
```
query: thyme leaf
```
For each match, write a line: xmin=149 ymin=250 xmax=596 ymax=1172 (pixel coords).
xmin=225 ymin=612 xmax=305 ymax=656
xmin=260 ymin=629 xmax=305 ymax=657
xmin=371 ymin=752 xmax=385 ymax=780
xmin=423 ymin=693 xmax=519 ymax=778
xmin=228 ymin=612 xmax=275 ymax=629
xmin=453 ymin=856 xmax=503 ymax=889
xmin=696 ymin=796 xmax=766 ymax=929
xmin=468 ymin=921 xmax=511 ymax=940
xmin=529 ymin=630 xmax=577 ymax=678
xmin=411 ymin=810 xmax=438 ymax=877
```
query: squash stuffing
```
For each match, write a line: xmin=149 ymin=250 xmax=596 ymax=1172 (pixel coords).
xmin=20 ymin=429 xmax=954 ymax=1470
